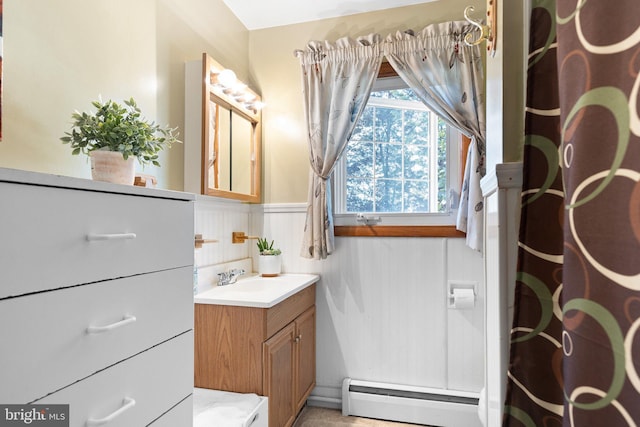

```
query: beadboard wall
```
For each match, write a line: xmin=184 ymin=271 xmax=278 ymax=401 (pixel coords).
xmin=195 ymin=197 xmax=485 ymax=404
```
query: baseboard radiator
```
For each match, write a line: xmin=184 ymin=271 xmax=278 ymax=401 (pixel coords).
xmin=341 ymin=378 xmax=481 ymax=427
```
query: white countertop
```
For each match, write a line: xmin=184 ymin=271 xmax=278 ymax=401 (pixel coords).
xmin=194 ymin=273 xmax=319 ymax=308
xmin=0 ymin=167 xmax=195 ymax=201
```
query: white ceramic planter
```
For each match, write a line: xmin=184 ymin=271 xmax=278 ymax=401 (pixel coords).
xmin=258 ymin=254 xmax=282 ymax=277
xmin=90 ymin=150 xmax=136 ymax=185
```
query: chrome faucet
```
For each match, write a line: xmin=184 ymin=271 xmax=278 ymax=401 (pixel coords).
xmin=217 ymin=268 xmax=245 ymax=286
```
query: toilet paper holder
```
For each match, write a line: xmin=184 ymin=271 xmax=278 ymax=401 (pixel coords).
xmin=447 ymin=281 xmax=477 ymax=309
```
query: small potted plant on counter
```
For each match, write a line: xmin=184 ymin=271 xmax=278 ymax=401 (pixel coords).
xmin=60 ymin=97 xmax=180 ymax=185
xmin=257 ymin=237 xmax=282 ymax=277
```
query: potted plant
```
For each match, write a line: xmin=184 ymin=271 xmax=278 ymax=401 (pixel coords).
xmin=60 ymin=97 xmax=180 ymax=185
xmin=257 ymin=237 xmax=282 ymax=277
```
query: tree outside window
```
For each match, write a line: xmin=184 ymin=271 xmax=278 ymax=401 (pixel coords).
xmin=342 ymin=88 xmax=448 ymax=214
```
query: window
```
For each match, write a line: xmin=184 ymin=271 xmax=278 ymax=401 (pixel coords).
xmin=334 ymin=76 xmax=461 ymax=227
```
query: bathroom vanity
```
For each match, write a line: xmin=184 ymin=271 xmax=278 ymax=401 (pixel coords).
xmin=194 ymin=274 xmax=319 ymax=427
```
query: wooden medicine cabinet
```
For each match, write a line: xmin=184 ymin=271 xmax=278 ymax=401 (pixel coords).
xmin=184 ymin=53 xmax=261 ymax=202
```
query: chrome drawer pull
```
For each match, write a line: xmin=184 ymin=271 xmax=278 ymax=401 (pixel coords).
xmin=87 ymin=315 xmax=137 ymax=334
xmin=86 ymin=233 xmax=137 ymax=241
xmin=86 ymin=397 xmax=135 ymax=426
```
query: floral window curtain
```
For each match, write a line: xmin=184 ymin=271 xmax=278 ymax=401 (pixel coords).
xmin=505 ymin=1 xmax=640 ymax=425
xmin=296 ymin=35 xmax=383 ymax=260
xmin=296 ymin=22 xmax=486 ymax=258
xmin=384 ymin=21 xmax=486 ymax=251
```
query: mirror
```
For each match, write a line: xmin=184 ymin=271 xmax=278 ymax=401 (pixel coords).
xmin=208 ymin=104 xmax=254 ymax=196
xmin=202 ymin=53 xmax=261 ymax=202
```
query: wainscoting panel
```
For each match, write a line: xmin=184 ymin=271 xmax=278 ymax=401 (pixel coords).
xmin=194 ymin=196 xmax=252 ymax=271
xmin=320 ymin=236 xmax=449 ymax=389
xmin=446 ymin=238 xmax=485 ymax=392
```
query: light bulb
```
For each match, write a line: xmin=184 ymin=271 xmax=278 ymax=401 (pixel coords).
xmin=217 ymin=69 xmax=237 ymax=88
xmin=232 ymin=82 xmax=247 ymax=94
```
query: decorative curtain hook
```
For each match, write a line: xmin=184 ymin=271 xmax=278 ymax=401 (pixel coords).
xmin=463 ymin=6 xmax=490 ymax=47
xmin=463 ymin=1 xmax=497 ymax=57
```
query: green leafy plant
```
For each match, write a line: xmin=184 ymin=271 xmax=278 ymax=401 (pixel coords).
xmin=257 ymin=238 xmax=281 ymax=255
xmin=60 ymin=97 xmax=180 ymax=167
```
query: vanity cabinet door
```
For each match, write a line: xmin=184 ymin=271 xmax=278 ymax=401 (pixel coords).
xmin=295 ymin=306 xmax=316 ymax=413
xmin=263 ymin=322 xmax=296 ymax=427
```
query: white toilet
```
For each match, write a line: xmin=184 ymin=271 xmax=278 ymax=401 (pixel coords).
xmin=193 ymin=388 xmax=268 ymax=427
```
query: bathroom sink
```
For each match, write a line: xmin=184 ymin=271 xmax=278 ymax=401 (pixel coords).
xmin=194 ymin=273 xmax=319 ymax=308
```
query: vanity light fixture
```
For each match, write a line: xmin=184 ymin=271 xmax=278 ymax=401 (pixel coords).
xmin=232 ymin=82 xmax=247 ymax=94
xmin=216 ymin=68 xmax=237 ymax=88
xmin=245 ymin=100 xmax=265 ymax=114
xmin=208 ymin=63 xmax=262 ymax=116
xmin=243 ymin=92 xmax=257 ymax=102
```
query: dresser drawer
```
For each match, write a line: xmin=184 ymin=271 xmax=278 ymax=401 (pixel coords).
xmin=35 ymin=331 xmax=193 ymax=427
xmin=0 ymin=181 xmax=194 ymax=299
xmin=0 ymin=267 xmax=193 ymax=403
xmin=148 ymin=395 xmax=193 ymax=426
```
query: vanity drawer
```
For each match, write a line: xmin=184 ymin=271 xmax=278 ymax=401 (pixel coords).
xmin=0 ymin=181 xmax=193 ymax=299
xmin=265 ymin=284 xmax=315 ymax=338
xmin=35 ymin=331 xmax=193 ymax=427
xmin=0 ymin=267 xmax=193 ymax=404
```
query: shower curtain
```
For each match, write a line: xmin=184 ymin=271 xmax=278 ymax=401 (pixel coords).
xmin=504 ymin=1 xmax=640 ymax=426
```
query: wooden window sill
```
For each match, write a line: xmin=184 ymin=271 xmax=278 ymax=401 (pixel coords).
xmin=334 ymin=225 xmax=465 ymax=238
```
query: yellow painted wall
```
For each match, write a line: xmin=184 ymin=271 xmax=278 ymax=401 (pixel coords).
xmin=1 ymin=0 xmax=501 ymax=200
xmin=1 ymin=0 xmax=248 ymax=190
xmin=484 ymin=0 xmax=526 ymax=174
xmin=249 ymin=0 xmax=484 ymax=203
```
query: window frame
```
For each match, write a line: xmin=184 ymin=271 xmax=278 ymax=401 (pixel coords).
xmin=332 ymin=64 xmax=467 ymax=238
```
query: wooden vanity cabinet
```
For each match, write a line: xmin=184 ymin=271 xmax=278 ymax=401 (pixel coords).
xmin=195 ymin=284 xmax=316 ymax=427
xmin=293 ymin=306 xmax=316 ymax=412
xmin=264 ymin=305 xmax=316 ymax=427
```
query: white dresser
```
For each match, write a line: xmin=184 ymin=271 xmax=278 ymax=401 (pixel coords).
xmin=0 ymin=167 xmax=195 ymax=426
